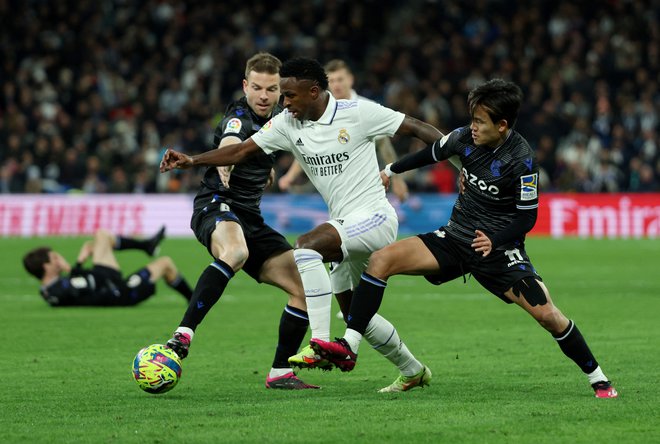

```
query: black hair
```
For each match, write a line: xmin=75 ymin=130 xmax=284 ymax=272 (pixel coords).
xmin=23 ymin=246 xmax=52 ymax=279
xmin=280 ymin=58 xmax=329 ymax=90
xmin=467 ymin=79 xmax=523 ymax=128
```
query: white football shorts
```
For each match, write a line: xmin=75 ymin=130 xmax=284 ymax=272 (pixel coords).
xmin=327 ymin=204 xmax=398 ymax=293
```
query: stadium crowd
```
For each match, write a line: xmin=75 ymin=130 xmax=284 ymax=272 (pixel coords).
xmin=1 ymin=0 xmax=658 ymax=194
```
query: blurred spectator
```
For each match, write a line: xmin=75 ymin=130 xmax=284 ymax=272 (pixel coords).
xmin=82 ymin=156 xmax=107 ymax=193
xmin=0 ymin=0 xmax=658 ymax=194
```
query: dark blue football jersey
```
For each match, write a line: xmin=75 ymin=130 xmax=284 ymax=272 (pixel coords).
xmin=432 ymin=126 xmax=539 ymax=246
xmin=198 ymin=97 xmax=283 ymax=214
xmin=40 ymin=271 xmax=119 ymax=306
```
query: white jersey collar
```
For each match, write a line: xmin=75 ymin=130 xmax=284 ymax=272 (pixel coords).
xmin=314 ymin=92 xmax=338 ymax=125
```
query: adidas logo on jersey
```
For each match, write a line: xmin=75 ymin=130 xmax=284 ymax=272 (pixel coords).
xmin=295 ymin=138 xmax=304 ymax=147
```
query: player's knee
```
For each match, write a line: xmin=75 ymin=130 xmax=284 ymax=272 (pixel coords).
xmin=94 ymin=229 xmax=113 ymax=242
xmin=288 ymin=288 xmax=306 ymax=309
xmin=159 ymin=256 xmax=176 ymax=271
xmin=220 ymin=246 xmax=249 ymax=270
xmin=294 ymin=233 xmax=313 ymax=249
xmin=366 ymin=248 xmax=395 ymax=279
xmin=534 ymin=305 xmax=565 ymax=333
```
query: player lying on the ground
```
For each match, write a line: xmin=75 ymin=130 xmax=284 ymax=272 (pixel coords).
xmin=22 ymin=227 xmax=193 ymax=306
xmin=311 ymin=79 xmax=618 ymax=399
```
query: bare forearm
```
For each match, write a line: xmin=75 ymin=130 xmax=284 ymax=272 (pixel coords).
xmin=192 ymin=143 xmax=248 ymax=167
xmin=396 ymin=116 xmax=443 ymax=144
xmin=77 ymin=241 xmax=93 ymax=263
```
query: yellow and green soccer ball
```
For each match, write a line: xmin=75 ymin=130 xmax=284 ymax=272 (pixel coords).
xmin=132 ymin=344 xmax=182 ymax=394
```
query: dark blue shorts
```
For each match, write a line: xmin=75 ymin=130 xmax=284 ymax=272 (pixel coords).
xmin=91 ymin=265 xmax=156 ymax=306
xmin=190 ymin=194 xmax=292 ymax=282
xmin=417 ymin=228 xmax=542 ymax=303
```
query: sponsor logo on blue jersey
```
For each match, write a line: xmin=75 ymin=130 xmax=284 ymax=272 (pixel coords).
xmin=520 ymin=173 xmax=538 ymax=201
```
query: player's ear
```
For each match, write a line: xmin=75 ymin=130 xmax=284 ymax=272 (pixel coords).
xmin=309 ymin=84 xmax=320 ymax=99
xmin=242 ymin=79 xmax=249 ymax=95
xmin=498 ymin=119 xmax=508 ymax=133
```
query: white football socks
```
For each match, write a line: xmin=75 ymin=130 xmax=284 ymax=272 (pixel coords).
xmin=269 ymin=368 xmax=292 ymax=378
xmin=175 ymin=326 xmax=194 ymax=340
xmin=364 ymin=314 xmax=423 ymax=377
xmin=344 ymin=328 xmax=363 ymax=353
xmin=293 ymin=249 xmax=332 ymax=341
xmin=587 ymin=366 xmax=608 ymax=385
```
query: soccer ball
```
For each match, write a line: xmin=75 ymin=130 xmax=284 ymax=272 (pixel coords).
xmin=132 ymin=344 xmax=182 ymax=394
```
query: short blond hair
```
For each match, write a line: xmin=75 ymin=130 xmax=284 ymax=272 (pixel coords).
xmin=324 ymin=59 xmax=352 ymax=74
xmin=245 ymin=53 xmax=282 ymax=78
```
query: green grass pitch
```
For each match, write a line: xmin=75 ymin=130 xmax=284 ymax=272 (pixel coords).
xmin=2 ymin=236 xmax=659 ymax=443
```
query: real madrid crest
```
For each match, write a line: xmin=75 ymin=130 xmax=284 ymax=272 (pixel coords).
xmin=338 ymin=129 xmax=350 ymax=144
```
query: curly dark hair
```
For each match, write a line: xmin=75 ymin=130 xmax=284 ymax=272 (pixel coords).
xmin=467 ymin=79 xmax=523 ymax=128
xmin=280 ymin=57 xmax=329 ymax=90
xmin=23 ymin=247 xmax=52 ymax=279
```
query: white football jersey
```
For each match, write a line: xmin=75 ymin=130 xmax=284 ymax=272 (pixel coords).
xmin=251 ymin=94 xmax=405 ymax=218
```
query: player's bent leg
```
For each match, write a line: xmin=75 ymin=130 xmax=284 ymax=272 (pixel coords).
xmin=295 ymin=223 xmax=344 ymax=262
xmin=364 ymin=314 xmax=430 ymax=392
xmin=258 ymin=250 xmax=329 ymax=374
xmin=343 ymin=237 xmax=441 ymax=342
xmin=367 ymin=236 xmax=442 ymax=280
xmin=314 ymin=237 xmax=442 ymax=372
xmin=210 ymin=221 xmax=249 ymax=271
xmin=145 ymin=257 xmax=193 ymax=301
xmin=167 ymin=222 xmax=245 ymax=359
xmin=503 ymin=277 xmax=569 ymax=335
xmin=113 ymin=226 xmax=166 ymax=256
xmin=91 ymin=229 xmax=120 ymax=270
xmin=504 ymin=278 xmax=617 ymax=398
xmin=259 ymin=250 xmax=306 ymax=310
xmin=145 ymin=256 xmax=175 ymax=281
xmin=293 ymin=224 xmax=342 ymax=343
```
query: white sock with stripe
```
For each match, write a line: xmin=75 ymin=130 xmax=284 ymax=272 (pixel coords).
xmin=293 ymin=248 xmax=332 ymax=341
xmin=364 ymin=314 xmax=423 ymax=377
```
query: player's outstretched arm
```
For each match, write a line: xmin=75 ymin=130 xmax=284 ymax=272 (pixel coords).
xmin=395 ymin=115 xmax=444 ymax=144
xmin=160 ymin=138 xmax=261 ymax=172
xmin=160 ymin=149 xmax=193 ymax=172
xmin=216 ymin=135 xmax=242 ymax=188
xmin=76 ymin=241 xmax=93 ymax=265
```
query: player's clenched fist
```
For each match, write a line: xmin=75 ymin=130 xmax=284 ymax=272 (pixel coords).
xmin=160 ymin=148 xmax=194 ymax=172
